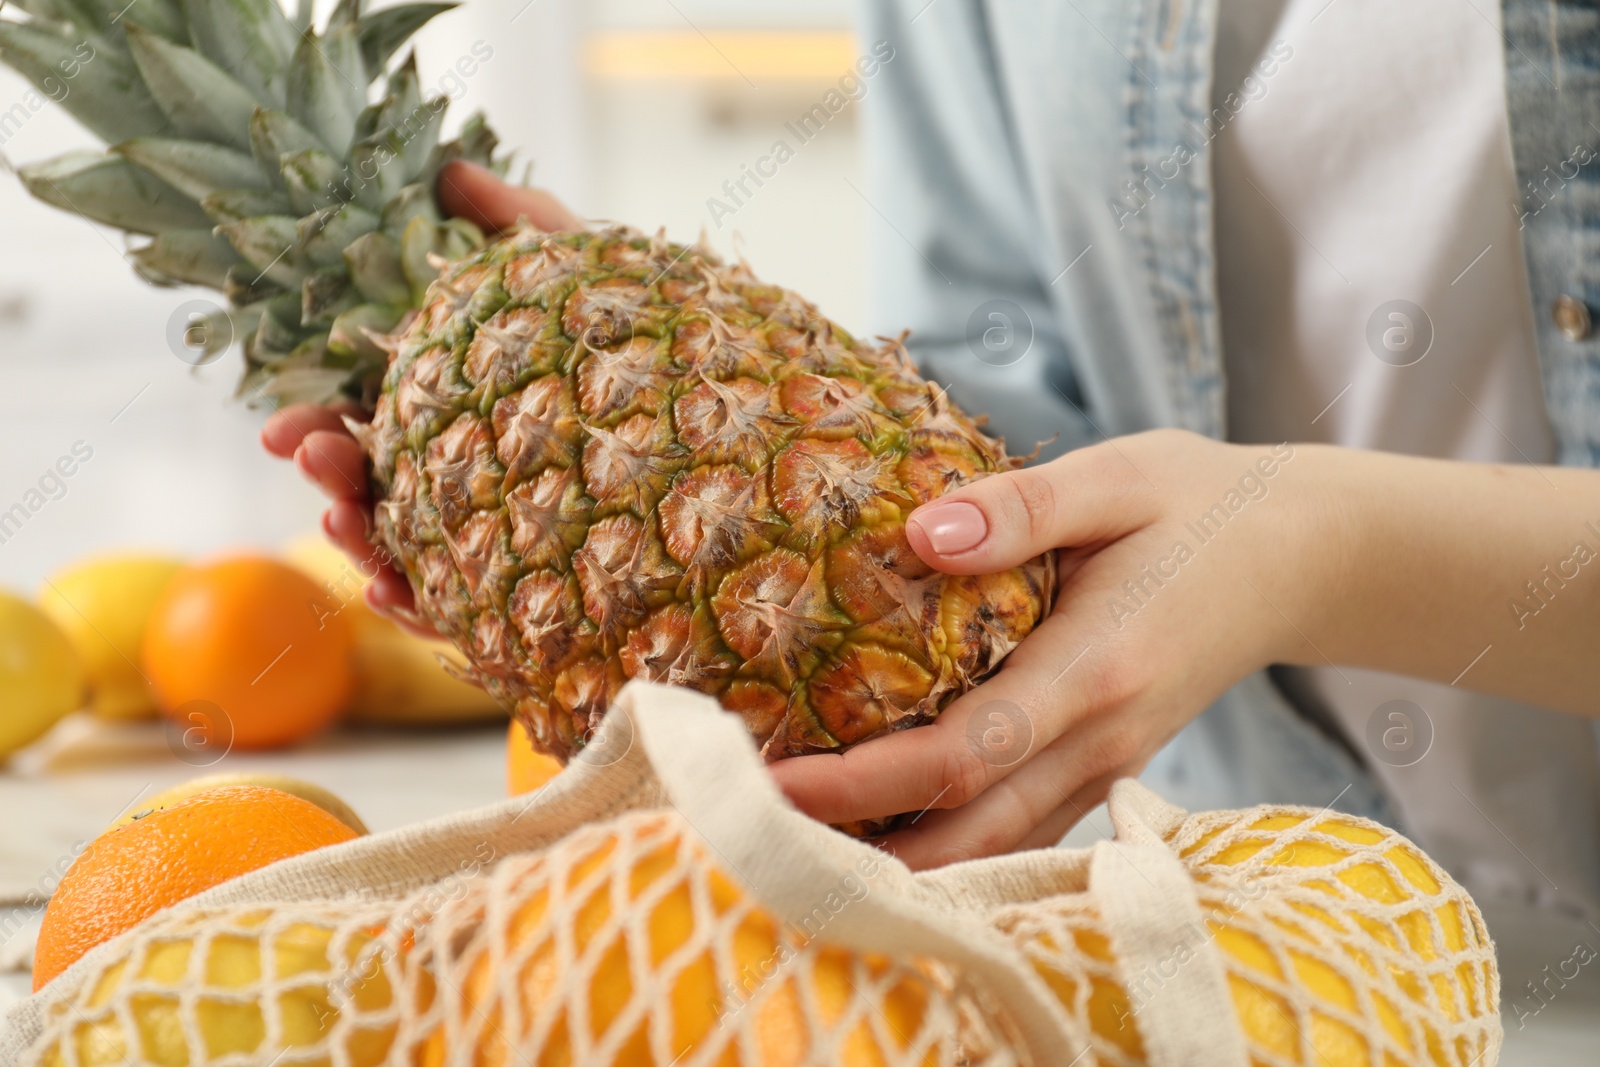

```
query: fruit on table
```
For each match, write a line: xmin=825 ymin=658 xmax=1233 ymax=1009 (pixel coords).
xmin=420 ymin=810 xmax=942 ymax=1066
xmin=435 ymin=810 xmax=1496 ymax=1067
xmin=142 ymin=555 xmax=355 ymax=750
xmin=285 ymin=536 xmax=504 ymax=725
xmin=997 ymin=810 xmax=1500 ymax=1067
xmin=349 ymin=614 xmax=509 ymax=725
xmin=37 ymin=553 xmax=184 ymax=720
xmin=0 ymin=590 xmax=84 ymax=757
xmin=32 ymin=784 xmax=362 ymax=991
xmin=29 ymin=804 xmax=1497 ymax=1067
xmin=34 ymin=910 xmax=400 ymax=1067
xmin=113 ymin=771 xmax=370 ymax=835
xmin=507 ymin=718 xmax=563 ymax=795
xmin=0 ymin=0 xmax=1055 ymax=770
xmin=33 ymin=814 xmax=949 ymax=1067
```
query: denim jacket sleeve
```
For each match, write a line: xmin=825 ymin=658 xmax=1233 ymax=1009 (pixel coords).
xmin=856 ymin=0 xmax=1098 ymax=460
xmin=858 ymin=0 xmax=1232 ymax=456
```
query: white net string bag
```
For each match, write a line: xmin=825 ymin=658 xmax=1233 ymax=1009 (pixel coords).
xmin=2 ymin=682 xmax=1501 ymax=1067
xmin=976 ymin=787 xmax=1501 ymax=1067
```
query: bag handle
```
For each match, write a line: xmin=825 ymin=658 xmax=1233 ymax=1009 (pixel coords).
xmin=615 ymin=681 xmax=1087 ymax=1067
xmin=1090 ymin=829 xmax=1248 ymax=1065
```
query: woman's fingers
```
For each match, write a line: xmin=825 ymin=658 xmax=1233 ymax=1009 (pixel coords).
xmin=767 ymin=430 xmax=1292 ymax=868
xmin=877 ymin=763 xmax=1123 ymax=871
xmin=365 ymin=570 xmax=438 ymax=637
xmin=263 ymin=403 xmax=441 ymax=639
xmin=322 ymin=499 xmax=376 ymax=566
xmin=436 ymin=160 xmax=584 ymax=235
xmin=261 ymin=403 xmax=363 ymax=458
xmin=294 ymin=430 xmax=369 ymax=502
xmin=905 ymin=441 xmax=1156 ymax=575
xmin=323 ymin=502 xmax=440 ymax=638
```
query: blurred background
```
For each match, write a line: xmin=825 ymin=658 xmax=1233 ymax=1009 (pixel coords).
xmin=2 ymin=2 xmax=1597 ymax=1057
xmin=0 ymin=0 xmax=865 ymax=590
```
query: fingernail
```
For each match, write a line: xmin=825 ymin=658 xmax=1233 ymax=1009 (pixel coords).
xmin=321 ymin=509 xmax=336 ymax=538
xmin=910 ymin=502 xmax=987 ymax=554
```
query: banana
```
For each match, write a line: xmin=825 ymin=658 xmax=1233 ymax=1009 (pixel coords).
xmin=283 ymin=537 xmax=504 ymax=726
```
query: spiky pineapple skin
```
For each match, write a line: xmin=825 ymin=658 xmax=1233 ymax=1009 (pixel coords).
xmin=365 ymin=226 xmax=1055 ymax=763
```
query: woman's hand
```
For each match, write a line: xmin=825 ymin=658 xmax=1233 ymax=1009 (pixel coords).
xmin=260 ymin=401 xmax=434 ymax=630
xmin=770 ymin=426 xmax=1600 ymax=868
xmin=261 ymin=161 xmax=582 ymax=630
xmin=769 ymin=429 xmax=1333 ymax=869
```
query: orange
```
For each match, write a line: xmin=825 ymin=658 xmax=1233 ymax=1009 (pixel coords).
xmin=507 ymin=719 xmax=563 ymax=795
xmin=419 ymin=812 xmax=935 ymax=1067
xmin=142 ymin=555 xmax=355 ymax=750
xmin=33 ymin=785 xmax=361 ymax=991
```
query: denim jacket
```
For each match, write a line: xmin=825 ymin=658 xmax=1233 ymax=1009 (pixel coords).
xmin=856 ymin=1 xmax=1600 ymax=831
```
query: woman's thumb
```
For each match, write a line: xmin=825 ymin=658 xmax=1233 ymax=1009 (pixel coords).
xmin=904 ymin=450 xmax=1143 ymax=573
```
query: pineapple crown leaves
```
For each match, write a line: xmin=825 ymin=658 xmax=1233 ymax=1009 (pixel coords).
xmin=0 ymin=0 xmax=505 ymax=407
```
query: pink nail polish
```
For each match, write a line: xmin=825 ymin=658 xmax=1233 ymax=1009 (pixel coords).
xmin=912 ymin=502 xmax=987 ymax=554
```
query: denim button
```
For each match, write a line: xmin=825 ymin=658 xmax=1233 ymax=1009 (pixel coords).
xmin=1553 ymin=294 xmax=1591 ymax=341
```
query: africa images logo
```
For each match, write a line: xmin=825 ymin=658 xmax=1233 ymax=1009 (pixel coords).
xmin=0 ymin=441 xmax=94 ymax=546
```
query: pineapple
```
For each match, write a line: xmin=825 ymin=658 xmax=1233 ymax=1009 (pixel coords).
xmin=0 ymin=0 xmax=1054 ymax=766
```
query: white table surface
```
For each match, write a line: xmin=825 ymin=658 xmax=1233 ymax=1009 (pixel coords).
xmin=2 ymin=720 xmax=1595 ymax=1065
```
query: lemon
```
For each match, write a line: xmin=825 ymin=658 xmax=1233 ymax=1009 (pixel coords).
xmin=113 ymin=772 xmax=370 ymax=835
xmin=38 ymin=553 xmax=183 ymax=720
xmin=0 ymin=589 xmax=85 ymax=755
xmin=39 ymin=915 xmax=395 ymax=1067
